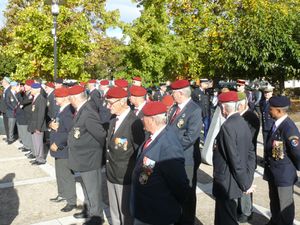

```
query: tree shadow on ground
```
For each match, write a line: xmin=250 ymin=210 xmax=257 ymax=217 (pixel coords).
xmin=0 ymin=173 xmax=19 ymax=225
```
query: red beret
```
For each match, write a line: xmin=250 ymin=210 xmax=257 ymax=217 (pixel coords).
xmin=100 ymin=80 xmax=109 ymax=86
xmin=237 ymin=79 xmax=246 ymax=85
xmin=142 ymin=101 xmax=167 ymax=116
xmin=25 ymin=79 xmax=34 ymax=86
xmin=79 ymin=82 xmax=86 ymax=86
xmin=54 ymin=87 xmax=69 ymax=97
xmin=161 ymin=95 xmax=174 ymax=107
xmin=133 ymin=76 xmax=142 ymax=81
xmin=68 ymin=85 xmax=85 ymax=95
xmin=106 ymin=87 xmax=128 ymax=99
xmin=46 ymin=82 xmax=55 ymax=89
xmin=218 ymin=91 xmax=238 ymax=103
xmin=88 ymin=79 xmax=97 ymax=84
xmin=170 ymin=80 xmax=190 ymax=90
xmin=129 ymin=86 xmax=147 ymax=97
xmin=115 ymin=79 xmax=128 ymax=88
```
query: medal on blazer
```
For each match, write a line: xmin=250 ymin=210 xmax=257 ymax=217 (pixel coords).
xmin=177 ymin=118 xmax=185 ymax=128
xmin=139 ymin=157 xmax=156 ymax=185
xmin=289 ymin=136 xmax=299 ymax=147
xmin=139 ymin=172 xmax=149 ymax=185
xmin=73 ymin=127 xmax=80 ymax=139
xmin=32 ymin=105 xmax=35 ymax=112
xmin=10 ymin=97 xmax=14 ymax=102
xmin=114 ymin=137 xmax=128 ymax=150
xmin=272 ymin=140 xmax=284 ymax=160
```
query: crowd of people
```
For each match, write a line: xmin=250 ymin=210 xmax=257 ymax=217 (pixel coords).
xmin=0 ymin=75 xmax=300 ymax=225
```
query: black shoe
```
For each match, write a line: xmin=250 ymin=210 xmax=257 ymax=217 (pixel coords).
xmin=7 ymin=140 xmax=15 ymax=145
xmin=22 ymin=148 xmax=31 ymax=152
xmin=61 ymin=204 xmax=77 ymax=212
xmin=83 ymin=216 xmax=104 ymax=225
xmin=18 ymin=146 xmax=25 ymax=150
xmin=238 ymin=214 xmax=252 ymax=223
xmin=27 ymin=154 xmax=35 ymax=159
xmin=31 ymin=161 xmax=46 ymax=165
xmin=73 ymin=211 xmax=89 ymax=219
xmin=49 ymin=195 xmax=66 ymax=202
xmin=25 ymin=151 xmax=32 ymax=156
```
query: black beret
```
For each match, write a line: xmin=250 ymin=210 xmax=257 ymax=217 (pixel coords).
xmin=269 ymin=96 xmax=290 ymax=108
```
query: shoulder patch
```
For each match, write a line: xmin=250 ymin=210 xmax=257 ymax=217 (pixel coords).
xmin=289 ymin=136 xmax=299 ymax=147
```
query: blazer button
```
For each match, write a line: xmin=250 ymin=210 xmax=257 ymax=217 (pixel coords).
xmin=106 ymin=159 xmax=109 ymax=163
xmin=107 ymin=149 xmax=109 ymax=152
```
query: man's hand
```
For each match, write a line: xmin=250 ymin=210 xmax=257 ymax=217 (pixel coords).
xmin=50 ymin=143 xmax=58 ymax=152
xmin=49 ymin=121 xmax=59 ymax=131
xmin=244 ymin=185 xmax=256 ymax=194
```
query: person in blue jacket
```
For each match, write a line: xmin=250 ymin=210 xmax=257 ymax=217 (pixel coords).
xmin=131 ymin=101 xmax=189 ymax=225
xmin=49 ymin=87 xmax=77 ymax=212
xmin=264 ymin=96 xmax=300 ymax=225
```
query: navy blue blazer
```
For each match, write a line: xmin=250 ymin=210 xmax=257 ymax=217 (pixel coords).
xmin=131 ymin=127 xmax=189 ymax=225
xmin=168 ymin=99 xmax=202 ymax=167
xmin=264 ymin=117 xmax=300 ymax=186
xmin=213 ymin=113 xmax=256 ymax=200
xmin=260 ymin=99 xmax=274 ymax=132
xmin=50 ymin=104 xmax=74 ymax=159
xmin=5 ymin=88 xmax=18 ymax=118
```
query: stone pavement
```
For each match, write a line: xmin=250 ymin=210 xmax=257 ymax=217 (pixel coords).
xmin=0 ymin=123 xmax=300 ymax=225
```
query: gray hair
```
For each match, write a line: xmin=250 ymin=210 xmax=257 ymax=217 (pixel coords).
xmin=180 ymin=86 xmax=192 ymax=97
xmin=223 ymin=102 xmax=237 ymax=113
xmin=152 ymin=113 xmax=167 ymax=125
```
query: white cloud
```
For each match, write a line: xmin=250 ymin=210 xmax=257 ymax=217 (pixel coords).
xmin=106 ymin=0 xmax=140 ymax=23
xmin=0 ymin=0 xmax=8 ymax=28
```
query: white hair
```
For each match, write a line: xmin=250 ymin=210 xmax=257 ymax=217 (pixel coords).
xmin=223 ymin=102 xmax=237 ymax=113
xmin=180 ymin=86 xmax=192 ymax=97
xmin=152 ymin=113 xmax=167 ymax=125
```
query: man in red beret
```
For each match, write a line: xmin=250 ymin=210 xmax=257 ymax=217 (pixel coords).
xmin=132 ymin=76 xmax=142 ymax=87
xmin=236 ymin=79 xmax=255 ymax=111
xmin=105 ymin=87 xmax=145 ymax=225
xmin=131 ymin=101 xmax=189 ymax=225
xmin=99 ymin=80 xmax=110 ymax=96
xmin=67 ymin=85 xmax=107 ymax=224
xmin=213 ymin=91 xmax=255 ymax=225
xmin=114 ymin=79 xmax=129 ymax=90
xmin=15 ymin=80 xmax=34 ymax=155
xmin=129 ymin=86 xmax=147 ymax=118
xmin=168 ymin=79 xmax=202 ymax=225
xmin=153 ymin=84 xmax=168 ymax=101
xmin=48 ymin=88 xmax=77 ymax=212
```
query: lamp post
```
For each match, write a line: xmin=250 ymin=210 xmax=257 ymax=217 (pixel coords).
xmin=51 ymin=1 xmax=59 ymax=81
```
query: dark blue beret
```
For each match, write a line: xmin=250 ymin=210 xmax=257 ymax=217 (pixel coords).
xmin=31 ymin=83 xmax=41 ymax=89
xmin=269 ymin=96 xmax=290 ymax=108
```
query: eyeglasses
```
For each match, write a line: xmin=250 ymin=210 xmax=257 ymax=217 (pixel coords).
xmin=106 ymin=99 xmax=121 ymax=106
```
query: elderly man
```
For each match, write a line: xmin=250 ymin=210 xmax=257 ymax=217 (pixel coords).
xmin=168 ymin=79 xmax=202 ymax=225
xmin=129 ymin=86 xmax=147 ymax=118
xmin=87 ymin=79 xmax=101 ymax=112
xmin=49 ymin=87 xmax=76 ymax=212
xmin=132 ymin=101 xmax=189 ymax=225
xmin=213 ymin=91 xmax=256 ymax=225
xmin=0 ymin=77 xmax=11 ymax=141
xmin=105 ymin=87 xmax=145 ymax=225
xmin=132 ymin=77 xmax=142 ymax=86
xmin=236 ymin=92 xmax=260 ymax=223
xmin=264 ymin=96 xmax=300 ymax=225
xmin=28 ymin=83 xmax=47 ymax=165
xmin=67 ymin=85 xmax=106 ymax=225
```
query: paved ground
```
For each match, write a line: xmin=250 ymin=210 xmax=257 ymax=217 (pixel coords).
xmin=0 ymin=122 xmax=300 ymax=225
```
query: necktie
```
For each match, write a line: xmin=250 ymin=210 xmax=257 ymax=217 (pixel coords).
xmin=134 ymin=108 xmax=138 ymax=115
xmin=272 ymin=124 xmax=277 ymax=133
xmin=143 ymin=137 xmax=152 ymax=150
xmin=170 ymin=107 xmax=181 ymax=124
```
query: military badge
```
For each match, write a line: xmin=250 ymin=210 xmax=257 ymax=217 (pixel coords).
xmin=73 ymin=127 xmax=80 ymax=139
xmin=10 ymin=97 xmax=14 ymax=102
xmin=114 ymin=137 xmax=128 ymax=150
xmin=139 ymin=172 xmax=149 ymax=185
xmin=142 ymin=156 xmax=156 ymax=175
xmin=289 ymin=136 xmax=299 ymax=147
xmin=177 ymin=118 xmax=185 ymax=128
xmin=272 ymin=140 xmax=284 ymax=160
xmin=32 ymin=105 xmax=35 ymax=112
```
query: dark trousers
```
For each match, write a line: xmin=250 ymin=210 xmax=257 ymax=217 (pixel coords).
xmin=203 ymin=116 xmax=211 ymax=141
xmin=3 ymin=113 xmax=9 ymax=139
xmin=215 ymin=198 xmax=238 ymax=225
xmin=8 ymin=117 xmax=16 ymax=141
xmin=55 ymin=158 xmax=76 ymax=205
xmin=174 ymin=165 xmax=197 ymax=225
xmin=80 ymin=168 xmax=104 ymax=218
xmin=268 ymin=181 xmax=294 ymax=225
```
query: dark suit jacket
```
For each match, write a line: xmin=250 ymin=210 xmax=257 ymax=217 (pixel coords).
xmin=0 ymin=87 xmax=9 ymax=114
xmin=27 ymin=94 xmax=47 ymax=132
xmin=213 ymin=113 xmax=256 ymax=200
xmin=68 ymin=101 xmax=106 ymax=172
xmin=106 ymin=110 xmax=145 ymax=185
xmin=47 ymin=91 xmax=59 ymax=123
xmin=88 ymin=89 xmax=102 ymax=112
xmin=192 ymin=88 xmax=211 ymax=118
xmin=5 ymin=88 xmax=18 ymax=118
xmin=153 ymin=91 xmax=166 ymax=101
xmin=17 ymin=92 xmax=33 ymax=125
xmin=168 ymin=99 xmax=202 ymax=167
xmin=264 ymin=117 xmax=300 ymax=186
xmin=260 ymin=99 xmax=274 ymax=132
xmin=50 ymin=104 xmax=74 ymax=159
xmin=132 ymin=127 xmax=189 ymax=225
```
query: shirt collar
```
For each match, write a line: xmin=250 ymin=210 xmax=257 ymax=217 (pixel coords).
xmin=150 ymin=125 xmax=166 ymax=142
xmin=178 ymin=97 xmax=191 ymax=110
xmin=116 ymin=107 xmax=131 ymax=121
xmin=275 ymin=114 xmax=288 ymax=129
xmin=76 ymin=100 xmax=87 ymax=112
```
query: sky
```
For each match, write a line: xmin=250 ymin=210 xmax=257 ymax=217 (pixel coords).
xmin=0 ymin=0 xmax=140 ymax=39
